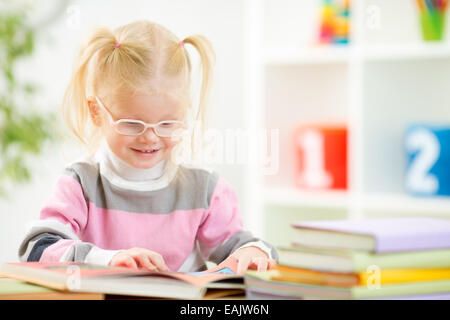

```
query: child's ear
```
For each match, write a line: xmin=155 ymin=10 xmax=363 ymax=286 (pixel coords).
xmin=87 ymin=96 xmax=102 ymax=127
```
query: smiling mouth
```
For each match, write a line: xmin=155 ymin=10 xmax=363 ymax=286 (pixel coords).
xmin=131 ymin=148 xmax=160 ymax=155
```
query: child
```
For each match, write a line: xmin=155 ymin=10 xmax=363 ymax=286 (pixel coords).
xmin=18 ymin=20 xmax=277 ymax=274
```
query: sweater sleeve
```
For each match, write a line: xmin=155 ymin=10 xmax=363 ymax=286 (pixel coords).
xmin=196 ymin=176 xmax=278 ymax=264
xmin=18 ymin=169 xmax=120 ymax=265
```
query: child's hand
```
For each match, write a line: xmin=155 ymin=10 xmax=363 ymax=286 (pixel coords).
xmin=230 ymin=246 xmax=276 ymax=275
xmin=109 ymin=247 xmax=170 ymax=271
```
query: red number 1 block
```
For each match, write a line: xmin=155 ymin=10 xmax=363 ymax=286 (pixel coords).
xmin=293 ymin=125 xmax=347 ymax=190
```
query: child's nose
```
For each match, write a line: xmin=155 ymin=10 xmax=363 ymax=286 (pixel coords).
xmin=138 ymin=127 xmax=160 ymax=143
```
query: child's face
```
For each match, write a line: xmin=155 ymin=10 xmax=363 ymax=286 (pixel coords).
xmin=95 ymin=92 xmax=186 ymax=169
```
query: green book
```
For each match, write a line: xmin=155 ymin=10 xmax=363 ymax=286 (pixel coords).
xmin=278 ymin=245 xmax=450 ymax=272
xmin=0 ymin=277 xmax=103 ymax=299
xmin=245 ymin=270 xmax=450 ymax=300
xmin=0 ymin=278 xmax=54 ymax=295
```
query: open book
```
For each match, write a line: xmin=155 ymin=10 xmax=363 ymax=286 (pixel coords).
xmin=0 ymin=257 xmax=244 ymax=299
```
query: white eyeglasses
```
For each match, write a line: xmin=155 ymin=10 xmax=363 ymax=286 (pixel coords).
xmin=94 ymin=96 xmax=185 ymax=137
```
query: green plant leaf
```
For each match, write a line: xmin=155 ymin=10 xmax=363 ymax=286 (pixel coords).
xmin=0 ymin=5 xmax=57 ymax=198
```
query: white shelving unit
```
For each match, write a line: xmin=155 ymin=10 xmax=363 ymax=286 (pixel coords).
xmin=243 ymin=0 xmax=450 ymax=247
xmin=264 ymin=187 xmax=349 ymax=209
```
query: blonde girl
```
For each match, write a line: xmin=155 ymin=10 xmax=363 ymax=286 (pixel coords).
xmin=19 ymin=20 xmax=277 ymax=274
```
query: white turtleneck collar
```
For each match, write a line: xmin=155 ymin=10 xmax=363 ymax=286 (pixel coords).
xmin=93 ymin=141 xmax=178 ymax=191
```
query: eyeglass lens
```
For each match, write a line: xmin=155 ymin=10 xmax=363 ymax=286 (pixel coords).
xmin=116 ymin=121 xmax=183 ymax=137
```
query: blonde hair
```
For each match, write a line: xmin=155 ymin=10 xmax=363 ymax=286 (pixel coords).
xmin=61 ymin=20 xmax=215 ymax=165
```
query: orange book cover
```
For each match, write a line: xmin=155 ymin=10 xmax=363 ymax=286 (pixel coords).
xmin=274 ymin=264 xmax=450 ymax=287
xmin=274 ymin=264 xmax=359 ymax=287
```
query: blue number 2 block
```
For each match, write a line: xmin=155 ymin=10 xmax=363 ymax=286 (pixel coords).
xmin=405 ymin=124 xmax=450 ymax=196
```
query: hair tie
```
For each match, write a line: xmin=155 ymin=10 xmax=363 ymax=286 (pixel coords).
xmin=179 ymin=41 xmax=184 ymax=47
xmin=114 ymin=42 xmax=121 ymax=48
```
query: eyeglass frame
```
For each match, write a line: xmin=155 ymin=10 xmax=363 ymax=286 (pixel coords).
xmin=94 ymin=96 xmax=186 ymax=137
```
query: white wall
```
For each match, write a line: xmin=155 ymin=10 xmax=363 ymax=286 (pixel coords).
xmin=0 ymin=0 xmax=248 ymax=263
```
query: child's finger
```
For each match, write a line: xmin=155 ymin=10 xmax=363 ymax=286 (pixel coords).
xmin=237 ymin=255 xmax=252 ymax=275
xmin=115 ymin=255 xmax=138 ymax=269
xmin=149 ymin=253 xmax=169 ymax=271
xmin=252 ymin=257 xmax=268 ymax=272
xmin=137 ymin=254 xmax=157 ymax=271
xmin=126 ymin=257 xmax=139 ymax=269
xmin=268 ymin=258 xmax=277 ymax=269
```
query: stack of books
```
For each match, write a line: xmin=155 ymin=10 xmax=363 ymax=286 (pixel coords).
xmin=245 ymin=217 xmax=450 ymax=299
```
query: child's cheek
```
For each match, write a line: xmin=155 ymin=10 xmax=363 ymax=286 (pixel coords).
xmin=163 ymin=137 xmax=180 ymax=150
xmin=105 ymin=132 xmax=131 ymax=157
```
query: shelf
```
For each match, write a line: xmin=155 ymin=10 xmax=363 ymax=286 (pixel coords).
xmin=361 ymin=43 xmax=450 ymax=61
xmin=363 ymin=193 xmax=450 ymax=216
xmin=263 ymin=43 xmax=450 ymax=65
xmin=263 ymin=187 xmax=349 ymax=209
xmin=263 ymin=188 xmax=450 ymax=217
xmin=263 ymin=46 xmax=351 ymax=65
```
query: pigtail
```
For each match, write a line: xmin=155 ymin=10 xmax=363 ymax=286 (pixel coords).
xmin=178 ymin=35 xmax=216 ymax=163
xmin=182 ymin=35 xmax=215 ymax=128
xmin=60 ymin=27 xmax=117 ymax=154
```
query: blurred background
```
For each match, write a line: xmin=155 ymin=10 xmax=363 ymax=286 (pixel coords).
xmin=0 ymin=0 xmax=449 ymax=263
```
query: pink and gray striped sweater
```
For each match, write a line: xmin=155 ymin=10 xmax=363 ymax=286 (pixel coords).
xmin=18 ymin=142 xmax=277 ymax=272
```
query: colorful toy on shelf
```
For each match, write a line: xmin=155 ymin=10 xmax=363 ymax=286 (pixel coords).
xmin=318 ymin=0 xmax=351 ymax=45
xmin=293 ymin=124 xmax=347 ymax=190
xmin=415 ymin=0 xmax=448 ymax=41
xmin=405 ymin=124 xmax=450 ymax=196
